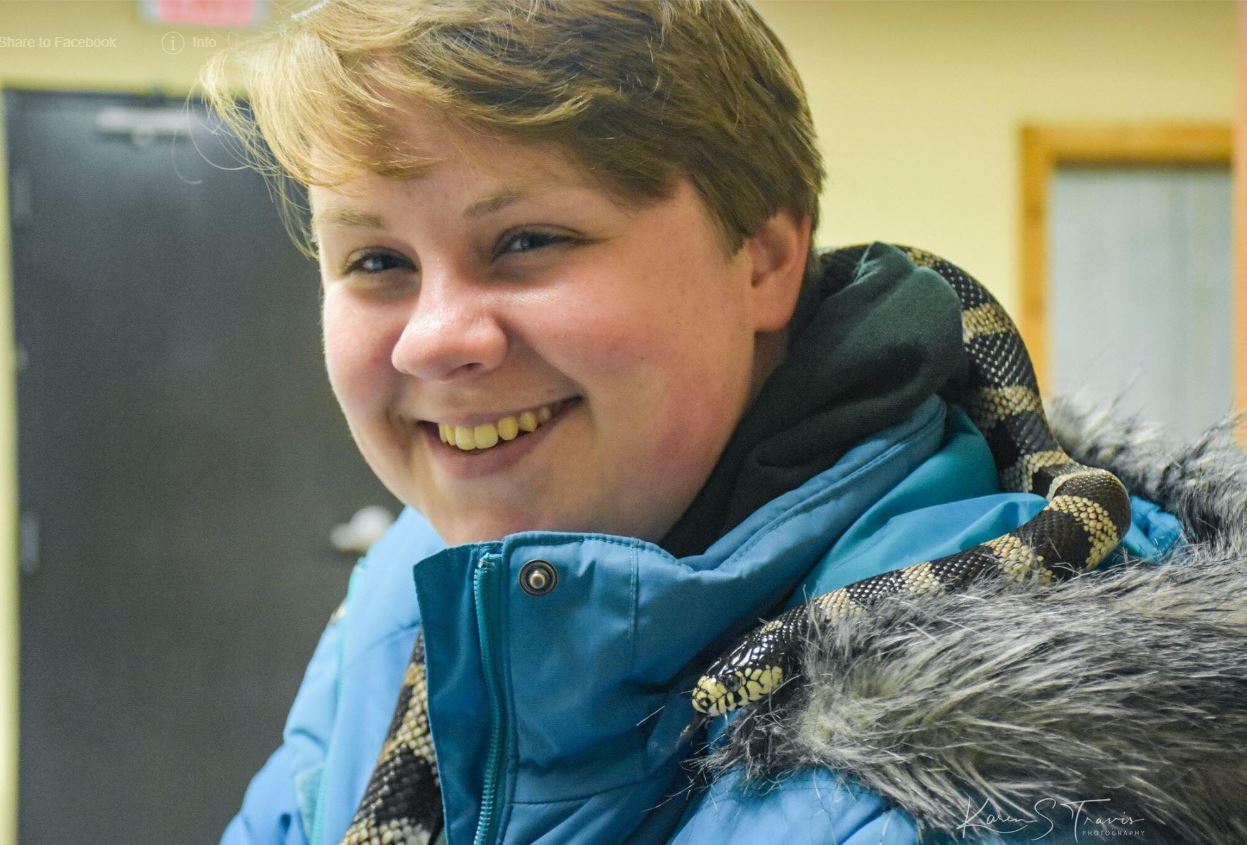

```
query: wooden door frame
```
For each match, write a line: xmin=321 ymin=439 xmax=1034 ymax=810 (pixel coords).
xmin=1018 ymin=124 xmax=1235 ymax=402
xmin=1238 ymin=0 xmax=1247 ymax=431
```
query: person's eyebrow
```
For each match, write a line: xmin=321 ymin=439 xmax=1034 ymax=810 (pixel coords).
xmin=312 ymin=185 xmax=542 ymax=233
xmin=463 ymin=188 xmax=527 ymax=219
xmin=311 ymin=205 xmax=387 ymax=231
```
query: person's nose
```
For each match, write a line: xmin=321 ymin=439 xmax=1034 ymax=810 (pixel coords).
xmin=390 ymin=263 xmax=508 ymax=381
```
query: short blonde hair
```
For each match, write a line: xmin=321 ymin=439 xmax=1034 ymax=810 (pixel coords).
xmin=201 ymin=0 xmax=823 ymax=257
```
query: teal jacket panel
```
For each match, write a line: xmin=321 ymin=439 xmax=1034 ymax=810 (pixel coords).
xmin=221 ymin=396 xmax=1182 ymax=845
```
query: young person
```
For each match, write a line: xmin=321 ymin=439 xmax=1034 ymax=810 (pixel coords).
xmin=204 ymin=2 xmax=1247 ymax=843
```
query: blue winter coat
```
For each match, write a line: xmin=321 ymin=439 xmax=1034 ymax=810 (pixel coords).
xmin=223 ymin=395 xmax=1183 ymax=845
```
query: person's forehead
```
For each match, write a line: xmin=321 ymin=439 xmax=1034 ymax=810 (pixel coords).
xmin=310 ymin=183 xmax=546 ymax=231
xmin=307 ymin=128 xmax=618 ymax=228
xmin=389 ymin=109 xmax=591 ymax=183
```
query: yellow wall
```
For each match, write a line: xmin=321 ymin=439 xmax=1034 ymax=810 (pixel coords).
xmin=757 ymin=0 xmax=1236 ymax=315
xmin=0 ymin=0 xmax=245 ymax=92
xmin=0 ymin=1 xmax=1235 ymax=842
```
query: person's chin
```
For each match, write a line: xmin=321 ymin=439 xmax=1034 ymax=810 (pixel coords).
xmin=436 ymin=512 xmax=543 ymax=546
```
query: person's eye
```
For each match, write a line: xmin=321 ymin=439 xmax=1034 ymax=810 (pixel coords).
xmin=342 ymin=249 xmax=414 ymax=275
xmin=496 ymin=228 xmax=575 ymax=257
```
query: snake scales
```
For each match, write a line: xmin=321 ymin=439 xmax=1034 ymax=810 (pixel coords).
xmin=339 ymin=245 xmax=1132 ymax=844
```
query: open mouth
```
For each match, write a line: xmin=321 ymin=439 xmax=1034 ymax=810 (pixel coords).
xmin=427 ymin=398 xmax=576 ymax=454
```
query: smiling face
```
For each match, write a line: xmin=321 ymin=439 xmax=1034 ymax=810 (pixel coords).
xmin=313 ymin=120 xmax=806 ymax=546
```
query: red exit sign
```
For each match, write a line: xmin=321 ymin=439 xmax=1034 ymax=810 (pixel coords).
xmin=141 ymin=0 xmax=267 ymax=27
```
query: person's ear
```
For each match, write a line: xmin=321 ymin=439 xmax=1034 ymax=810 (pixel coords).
xmin=744 ymin=209 xmax=813 ymax=333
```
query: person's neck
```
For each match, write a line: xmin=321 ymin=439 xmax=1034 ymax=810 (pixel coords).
xmin=748 ymin=328 xmax=789 ymax=403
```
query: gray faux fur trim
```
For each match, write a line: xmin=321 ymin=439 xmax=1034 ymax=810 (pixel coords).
xmin=1049 ymin=394 xmax=1246 ymax=554
xmin=701 ymin=398 xmax=1247 ymax=843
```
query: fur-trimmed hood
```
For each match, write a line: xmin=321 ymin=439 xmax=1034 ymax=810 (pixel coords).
xmin=702 ymin=397 xmax=1247 ymax=844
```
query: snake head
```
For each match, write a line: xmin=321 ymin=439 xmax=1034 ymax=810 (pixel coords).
xmin=691 ymin=631 xmax=794 ymax=717
xmin=691 ymin=663 xmax=785 ymax=716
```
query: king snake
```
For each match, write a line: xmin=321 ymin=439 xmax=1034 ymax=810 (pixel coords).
xmin=339 ymin=245 xmax=1132 ymax=844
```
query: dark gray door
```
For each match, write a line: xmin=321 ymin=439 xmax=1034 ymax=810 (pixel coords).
xmin=9 ymin=89 xmax=399 ymax=843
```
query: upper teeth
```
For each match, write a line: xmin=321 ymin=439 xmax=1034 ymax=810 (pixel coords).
xmin=438 ymin=402 xmax=560 ymax=452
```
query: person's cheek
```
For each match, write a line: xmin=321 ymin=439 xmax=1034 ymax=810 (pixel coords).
xmin=322 ymin=314 xmax=397 ymax=482
xmin=321 ymin=305 xmax=363 ymax=411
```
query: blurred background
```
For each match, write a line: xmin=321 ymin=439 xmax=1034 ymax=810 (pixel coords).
xmin=0 ymin=0 xmax=1238 ymax=842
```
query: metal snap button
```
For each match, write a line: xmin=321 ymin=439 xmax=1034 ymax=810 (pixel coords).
xmin=519 ymin=559 xmax=558 ymax=596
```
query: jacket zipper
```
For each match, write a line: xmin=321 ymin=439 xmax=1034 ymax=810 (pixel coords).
xmin=473 ymin=553 xmax=507 ymax=845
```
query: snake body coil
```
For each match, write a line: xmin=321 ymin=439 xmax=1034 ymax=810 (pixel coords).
xmin=689 ymin=245 xmax=1132 ymax=719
